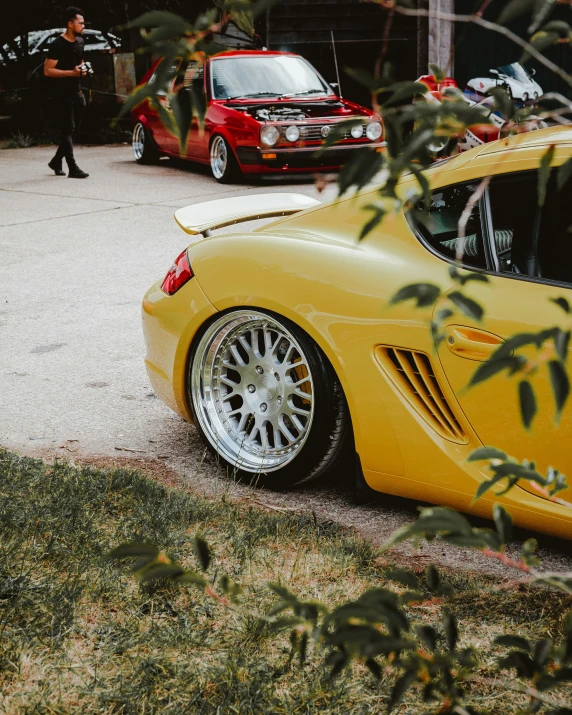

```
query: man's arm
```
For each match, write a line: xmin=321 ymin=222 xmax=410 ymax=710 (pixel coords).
xmin=44 ymin=58 xmax=81 ymax=78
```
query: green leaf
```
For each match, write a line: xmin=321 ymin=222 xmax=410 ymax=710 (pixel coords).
xmin=448 ymin=291 xmax=484 ymax=321
xmin=389 ymin=283 xmax=441 ymax=308
xmin=381 ymin=507 xmax=488 ymax=551
xmin=519 ymin=380 xmax=537 ymax=429
xmin=497 ymin=0 xmax=535 ymax=25
xmin=389 ymin=669 xmax=417 ymax=711
xmin=387 ymin=569 xmax=420 ymax=590
xmin=126 ymin=11 xmax=194 ymax=32
xmin=538 ymin=145 xmax=556 ymax=207
xmin=337 ymin=148 xmax=384 ymax=197
xmin=426 ymin=563 xmax=441 ymax=594
xmin=468 ymin=355 xmax=525 ymax=387
xmin=359 ymin=204 xmax=386 ymax=240
xmin=428 ymin=63 xmax=444 ymax=82
xmin=523 ymin=30 xmax=560 ymax=62
xmin=534 ymin=638 xmax=553 ymax=668
xmin=107 ymin=542 xmax=160 ymax=560
xmin=416 ymin=624 xmax=438 ymax=651
xmin=495 ymin=634 xmax=532 ymax=652
xmin=468 ymin=447 xmax=508 ymax=462
xmin=521 ymin=538 xmax=539 ymax=567
xmin=176 ymin=571 xmax=207 ymax=587
xmin=170 ymin=88 xmax=193 ymax=155
xmin=193 ymin=536 xmax=211 ymax=571
xmin=554 ymin=330 xmax=571 ymax=361
xmin=551 ymin=297 xmax=571 ymax=314
xmin=365 ymin=658 xmax=382 ymax=679
xmin=443 ymin=609 xmax=458 ymax=651
xmin=557 ymin=157 xmax=572 ymax=191
xmin=548 ymin=360 xmax=570 ymax=420
xmin=493 ymin=504 xmax=513 ymax=545
xmin=138 ymin=563 xmax=184 ymax=583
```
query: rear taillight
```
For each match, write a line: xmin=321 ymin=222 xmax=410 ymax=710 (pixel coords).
xmin=161 ymin=250 xmax=193 ymax=295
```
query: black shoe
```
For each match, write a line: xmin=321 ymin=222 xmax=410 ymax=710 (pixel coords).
xmin=48 ymin=158 xmax=65 ymax=176
xmin=68 ymin=166 xmax=89 ymax=179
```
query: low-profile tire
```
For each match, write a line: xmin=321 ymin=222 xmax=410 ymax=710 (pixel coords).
xmin=209 ymin=134 xmax=242 ymax=183
xmin=132 ymin=121 xmax=160 ymax=164
xmin=188 ymin=308 xmax=351 ymax=488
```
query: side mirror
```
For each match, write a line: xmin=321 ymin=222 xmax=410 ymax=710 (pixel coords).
xmin=529 ymin=67 xmax=536 ymax=76
xmin=489 ymin=69 xmax=499 ymax=77
xmin=329 ymin=82 xmax=339 ymax=92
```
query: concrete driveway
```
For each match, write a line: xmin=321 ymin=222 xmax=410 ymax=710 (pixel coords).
xmin=0 ymin=144 xmax=336 ymax=457
xmin=1 ymin=144 xmax=570 ymax=577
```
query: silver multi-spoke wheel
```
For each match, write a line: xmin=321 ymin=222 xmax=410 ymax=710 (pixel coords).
xmin=210 ymin=135 xmax=228 ymax=180
xmin=191 ymin=311 xmax=315 ymax=473
xmin=132 ymin=122 xmax=145 ymax=161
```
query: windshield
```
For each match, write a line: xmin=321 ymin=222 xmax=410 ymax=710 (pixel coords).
xmin=210 ymin=55 xmax=334 ymax=100
xmin=498 ymin=63 xmax=530 ymax=83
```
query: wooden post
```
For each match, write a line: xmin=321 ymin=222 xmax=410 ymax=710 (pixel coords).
xmin=428 ymin=0 xmax=454 ymax=75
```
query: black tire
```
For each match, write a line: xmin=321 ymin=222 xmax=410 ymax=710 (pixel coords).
xmin=132 ymin=121 xmax=160 ymax=164
xmin=188 ymin=308 xmax=352 ymax=488
xmin=209 ymin=134 xmax=242 ymax=183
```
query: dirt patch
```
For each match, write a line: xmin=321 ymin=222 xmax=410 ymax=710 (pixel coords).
xmin=26 ymin=446 xmax=572 ymax=583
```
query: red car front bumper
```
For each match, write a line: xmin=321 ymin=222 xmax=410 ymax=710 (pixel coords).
xmin=235 ymin=142 xmax=386 ymax=174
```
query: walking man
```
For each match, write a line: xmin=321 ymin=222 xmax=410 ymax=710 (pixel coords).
xmin=44 ymin=6 xmax=89 ymax=178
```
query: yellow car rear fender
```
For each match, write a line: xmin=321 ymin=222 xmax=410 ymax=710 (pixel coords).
xmin=184 ymin=220 xmax=461 ymax=479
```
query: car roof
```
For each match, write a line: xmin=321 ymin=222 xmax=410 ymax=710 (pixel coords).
xmin=434 ymin=125 xmax=572 ymax=173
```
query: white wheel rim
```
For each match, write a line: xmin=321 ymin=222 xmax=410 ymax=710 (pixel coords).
xmin=191 ymin=311 xmax=315 ymax=473
xmin=133 ymin=123 xmax=145 ymax=161
xmin=210 ymin=136 xmax=228 ymax=179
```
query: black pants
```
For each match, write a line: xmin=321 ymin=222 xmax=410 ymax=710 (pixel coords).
xmin=48 ymin=91 xmax=86 ymax=167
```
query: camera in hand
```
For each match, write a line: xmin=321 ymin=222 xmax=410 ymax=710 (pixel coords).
xmin=79 ymin=61 xmax=94 ymax=77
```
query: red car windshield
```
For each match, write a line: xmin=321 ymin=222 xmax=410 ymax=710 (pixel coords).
xmin=211 ymin=55 xmax=335 ymax=100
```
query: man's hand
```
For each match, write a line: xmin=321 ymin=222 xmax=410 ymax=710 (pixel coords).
xmin=44 ymin=59 xmax=82 ymax=78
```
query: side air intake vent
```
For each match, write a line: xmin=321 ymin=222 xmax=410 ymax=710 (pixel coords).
xmin=375 ymin=347 xmax=467 ymax=443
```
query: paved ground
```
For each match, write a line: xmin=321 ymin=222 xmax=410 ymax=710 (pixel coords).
xmin=1 ymin=144 xmax=570 ymax=579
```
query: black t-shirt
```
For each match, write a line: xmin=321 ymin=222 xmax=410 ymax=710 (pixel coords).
xmin=46 ymin=35 xmax=84 ymax=96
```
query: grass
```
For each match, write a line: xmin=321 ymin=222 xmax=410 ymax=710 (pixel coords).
xmin=0 ymin=449 xmax=570 ymax=714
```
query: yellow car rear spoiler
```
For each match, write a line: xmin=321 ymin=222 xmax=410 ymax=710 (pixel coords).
xmin=174 ymin=192 xmax=321 ymax=236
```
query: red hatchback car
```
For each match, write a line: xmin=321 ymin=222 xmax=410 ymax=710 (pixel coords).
xmin=131 ymin=50 xmax=385 ymax=182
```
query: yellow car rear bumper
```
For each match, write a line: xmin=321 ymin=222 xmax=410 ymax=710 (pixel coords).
xmin=141 ymin=275 xmax=217 ymax=422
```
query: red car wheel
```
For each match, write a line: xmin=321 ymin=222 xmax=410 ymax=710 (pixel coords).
xmin=209 ymin=135 xmax=242 ymax=183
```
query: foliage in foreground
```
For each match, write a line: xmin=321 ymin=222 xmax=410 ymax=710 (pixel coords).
xmin=0 ymin=450 xmax=570 ymax=714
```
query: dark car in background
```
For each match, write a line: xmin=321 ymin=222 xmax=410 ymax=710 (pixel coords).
xmin=0 ymin=29 xmax=121 ymax=66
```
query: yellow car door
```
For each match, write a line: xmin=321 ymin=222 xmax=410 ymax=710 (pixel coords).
xmin=423 ymin=169 xmax=572 ymax=503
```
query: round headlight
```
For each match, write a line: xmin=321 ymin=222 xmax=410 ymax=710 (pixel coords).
xmin=366 ymin=121 xmax=383 ymax=141
xmin=285 ymin=125 xmax=300 ymax=142
xmin=260 ymin=125 xmax=280 ymax=147
xmin=350 ymin=124 xmax=363 ymax=139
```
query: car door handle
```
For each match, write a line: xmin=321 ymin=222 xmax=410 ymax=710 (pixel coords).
xmin=444 ymin=325 xmax=504 ymax=361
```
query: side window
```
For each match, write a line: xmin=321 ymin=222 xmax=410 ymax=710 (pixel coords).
xmin=183 ymin=61 xmax=204 ymax=91
xmin=489 ymin=170 xmax=572 ymax=284
xmin=537 ymin=172 xmax=572 ymax=284
xmin=488 ymin=172 xmax=538 ymax=275
xmin=416 ymin=183 xmax=487 ymax=269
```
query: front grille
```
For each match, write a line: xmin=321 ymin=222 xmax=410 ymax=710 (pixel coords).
xmin=375 ymin=346 xmax=467 ymax=443
xmin=279 ymin=124 xmax=365 ymax=142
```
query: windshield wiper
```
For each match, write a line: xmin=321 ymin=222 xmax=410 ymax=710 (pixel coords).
xmin=224 ymin=91 xmax=280 ymax=100
xmin=282 ymin=89 xmax=329 ymax=97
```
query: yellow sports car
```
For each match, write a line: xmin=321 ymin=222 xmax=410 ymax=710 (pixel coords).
xmin=142 ymin=126 xmax=572 ymax=539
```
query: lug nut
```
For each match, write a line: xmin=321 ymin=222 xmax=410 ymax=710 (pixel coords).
xmin=248 ymin=384 xmax=255 ymax=393
xmin=277 ymin=396 xmax=282 ymax=406
xmin=260 ymin=403 xmax=267 ymax=412
xmin=256 ymin=366 xmax=263 ymax=374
